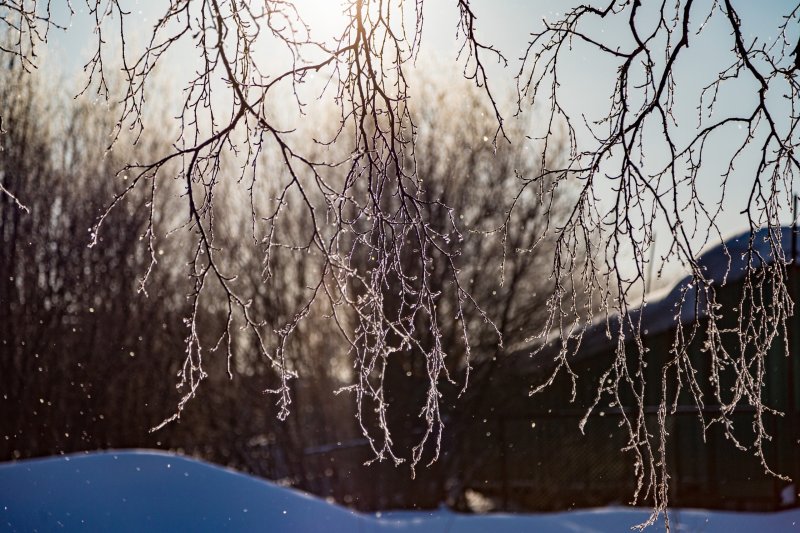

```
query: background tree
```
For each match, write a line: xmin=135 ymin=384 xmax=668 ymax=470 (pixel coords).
xmin=0 ymin=55 xmax=577 ymax=508
xmin=0 ymin=60 xmax=186 ymax=459
xmin=0 ymin=60 xmax=360 ymax=489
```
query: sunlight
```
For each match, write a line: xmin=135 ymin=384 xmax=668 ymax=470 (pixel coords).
xmin=287 ymin=0 xmax=352 ymax=45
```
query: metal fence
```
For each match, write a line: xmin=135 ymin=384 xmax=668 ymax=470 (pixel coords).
xmin=298 ymin=406 xmax=797 ymax=513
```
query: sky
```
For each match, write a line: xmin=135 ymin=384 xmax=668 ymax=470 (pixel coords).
xmin=38 ymin=0 xmax=800 ymax=287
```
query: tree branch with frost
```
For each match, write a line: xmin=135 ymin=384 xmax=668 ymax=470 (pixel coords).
xmin=518 ymin=1 xmax=800 ymax=526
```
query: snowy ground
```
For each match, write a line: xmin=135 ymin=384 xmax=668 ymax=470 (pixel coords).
xmin=1 ymin=451 xmax=798 ymax=532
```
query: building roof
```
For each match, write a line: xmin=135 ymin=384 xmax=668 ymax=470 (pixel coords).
xmin=639 ymin=225 xmax=797 ymax=338
xmin=505 ymin=226 xmax=799 ymax=372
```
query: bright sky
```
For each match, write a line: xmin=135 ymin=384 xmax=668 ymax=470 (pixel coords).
xmin=41 ymin=1 xmax=800 ymax=288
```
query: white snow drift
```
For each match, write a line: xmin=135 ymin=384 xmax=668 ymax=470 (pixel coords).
xmin=1 ymin=451 xmax=798 ymax=532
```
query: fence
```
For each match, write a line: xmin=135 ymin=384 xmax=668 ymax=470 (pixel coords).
xmin=298 ymin=405 xmax=797 ymax=513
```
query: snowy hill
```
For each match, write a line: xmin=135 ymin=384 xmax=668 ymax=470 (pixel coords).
xmin=1 ymin=451 xmax=798 ymax=532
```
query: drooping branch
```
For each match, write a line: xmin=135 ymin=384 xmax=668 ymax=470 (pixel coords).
xmin=0 ymin=0 xmax=509 ymax=471
xmin=518 ymin=0 xmax=800 ymax=526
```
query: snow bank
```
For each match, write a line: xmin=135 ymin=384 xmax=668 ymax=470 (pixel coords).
xmin=512 ymin=226 xmax=800 ymax=365
xmin=1 ymin=451 xmax=798 ymax=532
xmin=0 ymin=450 xmax=363 ymax=532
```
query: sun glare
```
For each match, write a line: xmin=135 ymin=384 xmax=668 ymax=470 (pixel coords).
xmin=290 ymin=0 xmax=352 ymax=45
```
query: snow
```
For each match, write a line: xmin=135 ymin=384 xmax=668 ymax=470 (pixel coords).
xmin=514 ymin=226 xmax=800 ymax=364
xmin=2 ymin=451 xmax=799 ymax=532
xmin=634 ymin=225 xmax=799 ymax=339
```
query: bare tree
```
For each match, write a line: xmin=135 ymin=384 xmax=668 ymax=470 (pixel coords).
xmin=0 ymin=59 xmax=188 ymax=459
xmin=2 ymin=1 xmax=799 ymax=526
xmin=0 ymin=61 xmax=355 ymax=488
